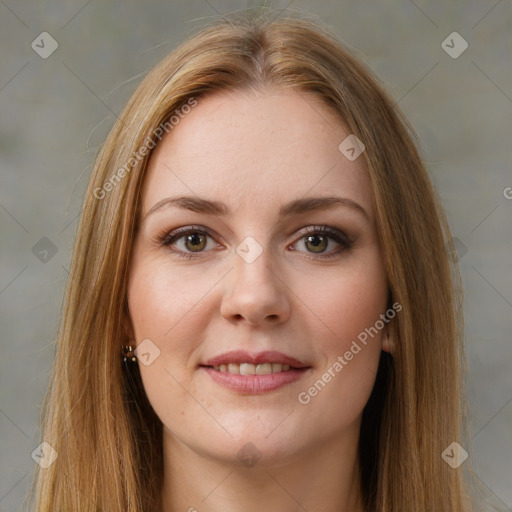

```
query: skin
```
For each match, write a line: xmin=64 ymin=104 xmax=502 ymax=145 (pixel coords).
xmin=126 ymin=88 xmax=393 ymax=512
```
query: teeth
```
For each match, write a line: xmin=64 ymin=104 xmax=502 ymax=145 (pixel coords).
xmin=271 ymin=363 xmax=282 ymax=373
xmin=256 ymin=363 xmax=272 ymax=375
xmin=211 ymin=362 xmax=293 ymax=374
xmin=240 ymin=363 xmax=255 ymax=375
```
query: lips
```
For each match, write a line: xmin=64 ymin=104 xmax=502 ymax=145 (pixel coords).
xmin=200 ymin=350 xmax=311 ymax=393
xmin=202 ymin=350 xmax=309 ymax=369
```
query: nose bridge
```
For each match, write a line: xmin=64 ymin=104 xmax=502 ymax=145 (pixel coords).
xmin=232 ymin=235 xmax=277 ymax=295
xmin=235 ymin=241 xmax=272 ymax=283
xmin=220 ymin=234 xmax=290 ymax=324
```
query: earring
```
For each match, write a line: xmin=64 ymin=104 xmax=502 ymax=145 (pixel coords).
xmin=122 ymin=345 xmax=137 ymax=363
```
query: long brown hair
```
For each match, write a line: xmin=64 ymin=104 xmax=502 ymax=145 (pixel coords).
xmin=26 ymin=13 xmax=473 ymax=511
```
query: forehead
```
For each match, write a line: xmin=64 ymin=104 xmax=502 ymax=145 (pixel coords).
xmin=141 ymin=88 xmax=373 ymax=218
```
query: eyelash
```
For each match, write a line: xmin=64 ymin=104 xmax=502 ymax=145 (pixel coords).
xmin=157 ymin=225 xmax=352 ymax=260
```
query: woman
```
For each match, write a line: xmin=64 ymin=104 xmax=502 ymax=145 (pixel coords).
xmin=27 ymin=14 xmax=473 ymax=512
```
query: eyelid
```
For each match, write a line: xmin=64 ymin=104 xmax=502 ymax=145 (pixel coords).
xmin=294 ymin=225 xmax=352 ymax=245
xmin=158 ymin=224 xmax=352 ymax=258
xmin=159 ymin=225 xmax=218 ymax=246
xmin=289 ymin=225 xmax=352 ymax=259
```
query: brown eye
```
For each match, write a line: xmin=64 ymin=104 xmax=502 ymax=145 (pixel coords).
xmin=160 ymin=227 xmax=217 ymax=258
xmin=292 ymin=226 xmax=352 ymax=259
xmin=304 ymin=234 xmax=328 ymax=253
xmin=184 ymin=233 xmax=207 ymax=252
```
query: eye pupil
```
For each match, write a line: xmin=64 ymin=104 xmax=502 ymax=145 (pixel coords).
xmin=185 ymin=233 xmax=206 ymax=252
xmin=306 ymin=234 xmax=327 ymax=253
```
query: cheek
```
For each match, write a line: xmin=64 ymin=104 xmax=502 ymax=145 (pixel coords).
xmin=296 ymin=252 xmax=388 ymax=353
xmin=126 ymin=263 xmax=188 ymax=381
xmin=126 ymin=264 xmax=205 ymax=426
xmin=127 ymin=259 xmax=211 ymax=343
xmin=293 ymin=255 xmax=387 ymax=423
xmin=126 ymin=258 xmax=221 ymax=405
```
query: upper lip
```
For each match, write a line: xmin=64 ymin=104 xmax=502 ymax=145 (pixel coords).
xmin=202 ymin=350 xmax=310 ymax=369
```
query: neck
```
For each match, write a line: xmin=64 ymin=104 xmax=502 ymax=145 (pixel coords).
xmin=160 ymin=427 xmax=365 ymax=512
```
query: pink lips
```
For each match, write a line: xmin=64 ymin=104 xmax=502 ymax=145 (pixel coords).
xmin=203 ymin=350 xmax=309 ymax=369
xmin=200 ymin=350 xmax=311 ymax=394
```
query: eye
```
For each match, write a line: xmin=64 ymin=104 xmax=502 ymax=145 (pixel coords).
xmin=291 ymin=226 xmax=352 ymax=259
xmin=159 ymin=226 xmax=219 ymax=259
xmin=158 ymin=225 xmax=352 ymax=260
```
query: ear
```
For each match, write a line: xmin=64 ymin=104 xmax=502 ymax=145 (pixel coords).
xmin=382 ymin=327 xmax=395 ymax=355
xmin=122 ymin=302 xmax=135 ymax=341
xmin=382 ymin=294 xmax=397 ymax=355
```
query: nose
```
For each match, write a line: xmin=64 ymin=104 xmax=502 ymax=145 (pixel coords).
xmin=220 ymin=244 xmax=291 ymax=327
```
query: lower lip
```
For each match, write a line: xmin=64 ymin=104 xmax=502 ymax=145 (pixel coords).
xmin=201 ymin=366 xmax=310 ymax=393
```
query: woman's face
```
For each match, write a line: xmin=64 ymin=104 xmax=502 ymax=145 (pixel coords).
xmin=127 ymin=88 xmax=390 ymax=465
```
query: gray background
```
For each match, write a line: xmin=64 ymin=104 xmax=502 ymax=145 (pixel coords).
xmin=1 ymin=1 xmax=511 ymax=510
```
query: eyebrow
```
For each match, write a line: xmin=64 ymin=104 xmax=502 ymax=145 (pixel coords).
xmin=143 ymin=194 xmax=369 ymax=221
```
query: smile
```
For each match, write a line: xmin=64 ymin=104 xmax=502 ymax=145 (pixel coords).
xmin=210 ymin=362 xmax=292 ymax=375
xmin=200 ymin=350 xmax=311 ymax=393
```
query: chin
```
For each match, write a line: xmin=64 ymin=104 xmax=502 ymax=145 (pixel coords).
xmin=197 ymin=428 xmax=307 ymax=468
